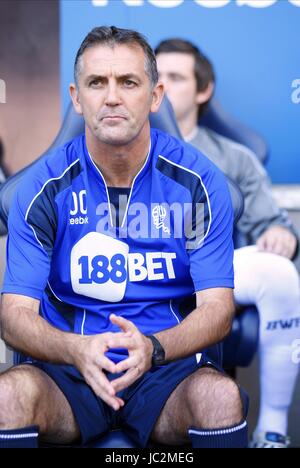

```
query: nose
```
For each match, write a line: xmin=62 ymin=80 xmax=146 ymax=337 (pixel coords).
xmin=104 ymin=81 xmax=121 ymax=106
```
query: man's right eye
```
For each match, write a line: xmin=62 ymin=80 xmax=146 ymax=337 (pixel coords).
xmin=90 ymin=79 xmax=103 ymax=87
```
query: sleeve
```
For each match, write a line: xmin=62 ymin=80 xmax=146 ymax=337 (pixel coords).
xmin=1 ymin=182 xmax=54 ymax=300
xmin=236 ymin=148 xmax=298 ymax=243
xmin=187 ymin=167 xmax=234 ymax=292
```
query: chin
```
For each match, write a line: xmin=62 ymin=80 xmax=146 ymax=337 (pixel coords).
xmin=97 ymin=130 xmax=138 ymax=147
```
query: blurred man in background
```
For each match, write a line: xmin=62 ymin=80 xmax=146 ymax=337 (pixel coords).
xmin=156 ymin=38 xmax=300 ymax=449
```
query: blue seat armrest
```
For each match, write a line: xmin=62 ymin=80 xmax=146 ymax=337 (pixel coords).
xmin=223 ymin=305 xmax=260 ymax=368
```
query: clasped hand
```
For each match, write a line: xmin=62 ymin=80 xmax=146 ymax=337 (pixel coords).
xmin=73 ymin=314 xmax=153 ymax=411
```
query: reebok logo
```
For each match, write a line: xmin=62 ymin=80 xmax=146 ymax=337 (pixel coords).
xmin=69 ymin=216 xmax=89 ymax=225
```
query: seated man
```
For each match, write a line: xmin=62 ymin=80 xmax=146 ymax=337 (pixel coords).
xmin=0 ymin=26 xmax=248 ymax=449
xmin=156 ymin=38 xmax=300 ymax=449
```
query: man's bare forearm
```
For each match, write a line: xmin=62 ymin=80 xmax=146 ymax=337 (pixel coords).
xmin=0 ymin=305 xmax=80 ymax=365
xmin=154 ymin=299 xmax=234 ymax=362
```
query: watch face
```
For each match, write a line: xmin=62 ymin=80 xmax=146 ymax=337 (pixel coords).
xmin=148 ymin=335 xmax=165 ymax=366
xmin=153 ymin=350 xmax=164 ymax=364
xmin=152 ymin=340 xmax=165 ymax=365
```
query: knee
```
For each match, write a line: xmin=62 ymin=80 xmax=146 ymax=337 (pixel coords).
xmin=0 ymin=367 xmax=41 ymax=429
xmin=205 ymin=377 xmax=243 ymax=427
xmin=256 ymin=255 xmax=300 ymax=303
xmin=187 ymin=371 xmax=243 ymax=429
xmin=277 ymin=258 xmax=300 ymax=301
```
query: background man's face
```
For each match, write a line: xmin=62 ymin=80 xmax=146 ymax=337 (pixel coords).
xmin=156 ymin=52 xmax=199 ymax=124
xmin=72 ymin=43 xmax=156 ymax=146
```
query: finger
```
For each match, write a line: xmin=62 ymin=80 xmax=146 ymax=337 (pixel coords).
xmin=269 ymin=239 xmax=285 ymax=256
xmin=101 ymin=392 xmax=125 ymax=410
xmin=264 ymin=235 xmax=277 ymax=252
xmin=270 ymin=235 xmax=293 ymax=256
xmin=107 ymin=335 xmax=135 ymax=350
xmin=110 ymin=314 xmax=136 ymax=333
xmin=111 ymin=367 xmax=140 ymax=393
xmin=90 ymin=367 xmax=116 ymax=396
xmin=256 ymin=236 xmax=267 ymax=251
xmin=86 ymin=371 xmax=124 ymax=410
xmin=102 ymin=331 xmax=131 ymax=345
xmin=99 ymin=355 xmax=117 ymax=374
xmin=114 ymin=356 xmax=136 ymax=374
xmin=101 ymin=392 xmax=124 ymax=410
xmin=115 ymin=396 xmax=125 ymax=406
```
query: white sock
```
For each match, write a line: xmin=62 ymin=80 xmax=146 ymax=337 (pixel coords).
xmin=233 ymin=246 xmax=300 ymax=436
xmin=255 ymin=346 xmax=297 ymax=435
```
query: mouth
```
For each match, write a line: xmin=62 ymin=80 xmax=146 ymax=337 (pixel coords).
xmin=101 ymin=115 xmax=127 ymax=121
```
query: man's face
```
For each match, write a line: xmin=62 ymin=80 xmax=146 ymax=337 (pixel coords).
xmin=156 ymin=52 xmax=199 ymax=123
xmin=70 ymin=43 xmax=162 ymax=146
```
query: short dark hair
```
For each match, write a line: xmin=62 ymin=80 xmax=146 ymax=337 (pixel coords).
xmin=155 ymin=38 xmax=215 ymax=115
xmin=74 ymin=26 xmax=158 ymax=87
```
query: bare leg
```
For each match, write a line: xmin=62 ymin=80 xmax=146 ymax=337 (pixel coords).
xmin=151 ymin=367 xmax=243 ymax=445
xmin=0 ymin=365 xmax=80 ymax=444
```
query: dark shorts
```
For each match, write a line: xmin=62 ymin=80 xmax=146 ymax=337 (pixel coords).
xmin=18 ymin=353 xmax=248 ymax=447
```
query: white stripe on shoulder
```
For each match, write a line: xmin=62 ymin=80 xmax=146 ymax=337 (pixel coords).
xmin=28 ymin=224 xmax=43 ymax=249
xmin=158 ymin=154 xmax=212 ymax=245
xmin=25 ymin=158 xmax=80 ymax=221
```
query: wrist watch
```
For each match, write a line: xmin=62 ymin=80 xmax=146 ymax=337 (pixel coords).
xmin=147 ymin=335 xmax=166 ymax=366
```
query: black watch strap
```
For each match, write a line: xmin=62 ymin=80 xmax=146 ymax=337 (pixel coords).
xmin=147 ymin=334 xmax=166 ymax=366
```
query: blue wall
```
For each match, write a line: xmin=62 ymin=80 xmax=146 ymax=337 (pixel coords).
xmin=60 ymin=0 xmax=300 ymax=183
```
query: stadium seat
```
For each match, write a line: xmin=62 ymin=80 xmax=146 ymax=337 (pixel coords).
xmin=0 ymin=96 xmax=257 ymax=447
xmin=201 ymin=99 xmax=269 ymax=164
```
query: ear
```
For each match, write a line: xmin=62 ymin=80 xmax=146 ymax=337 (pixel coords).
xmin=196 ymin=81 xmax=214 ymax=106
xmin=69 ymin=83 xmax=83 ymax=115
xmin=150 ymin=82 xmax=165 ymax=113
